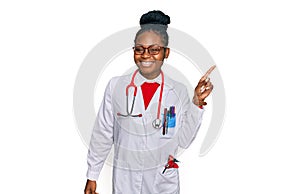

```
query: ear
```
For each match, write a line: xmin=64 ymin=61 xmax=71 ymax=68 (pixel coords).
xmin=164 ymin=48 xmax=170 ymax=59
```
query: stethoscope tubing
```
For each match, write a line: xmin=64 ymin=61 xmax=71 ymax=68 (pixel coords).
xmin=117 ymin=69 xmax=164 ymax=129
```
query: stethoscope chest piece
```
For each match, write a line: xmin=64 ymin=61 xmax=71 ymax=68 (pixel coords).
xmin=152 ymin=118 xmax=162 ymax=129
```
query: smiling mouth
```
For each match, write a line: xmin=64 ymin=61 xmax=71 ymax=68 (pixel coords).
xmin=140 ymin=61 xmax=155 ymax=67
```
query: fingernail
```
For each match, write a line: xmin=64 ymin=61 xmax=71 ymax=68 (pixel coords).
xmin=200 ymin=86 xmax=205 ymax=92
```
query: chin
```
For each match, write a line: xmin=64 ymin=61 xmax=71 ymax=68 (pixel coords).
xmin=140 ymin=69 xmax=160 ymax=79
xmin=139 ymin=68 xmax=153 ymax=75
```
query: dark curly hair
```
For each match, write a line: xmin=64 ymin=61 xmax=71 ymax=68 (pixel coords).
xmin=134 ymin=10 xmax=171 ymax=46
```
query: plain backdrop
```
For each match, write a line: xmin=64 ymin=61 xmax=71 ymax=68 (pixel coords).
xmin=1 ymin=0 xmax=300 ymax=193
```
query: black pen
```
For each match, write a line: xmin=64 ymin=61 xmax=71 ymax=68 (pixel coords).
xmin=166 ymin=110 xmax=169 ymax=134
xmin=162 ymin=108 xmax=167 ymax=135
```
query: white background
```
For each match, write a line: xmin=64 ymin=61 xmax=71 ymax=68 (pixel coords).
xmin=1 ymin=0 xmax=300 ymax=193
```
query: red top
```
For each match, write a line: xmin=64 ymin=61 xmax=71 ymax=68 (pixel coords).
xmin=141 ymin=82 xmax=160 ymax=110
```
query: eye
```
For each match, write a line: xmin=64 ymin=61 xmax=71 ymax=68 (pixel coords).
xmin=149 ymin=47 xmax=161 ymax=53
xmin=134 ymin=46 xmax=144 ymax=53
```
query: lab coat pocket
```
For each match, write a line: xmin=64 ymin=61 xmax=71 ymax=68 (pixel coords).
xmin=116 ymin=116 xmax=143 ymax=138
xmin=153 ymin=167 xmax=179 ymax=194
xmin=159 ymin=113 xmax=176 ymax=139
xmin=159 ymin=106 xmax=177 ymax=139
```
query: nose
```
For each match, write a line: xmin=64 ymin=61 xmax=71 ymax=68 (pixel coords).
xmin=141 ymin=48 xmax=151 ymax=58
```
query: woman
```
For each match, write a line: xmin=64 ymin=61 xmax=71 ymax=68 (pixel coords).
xmin=84 ymin=10 xmax=215 ymax=194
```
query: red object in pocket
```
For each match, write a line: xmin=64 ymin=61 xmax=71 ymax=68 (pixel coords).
xmin=167 ymin=155 xmax=179 ymax=168
xmin=168 ymin=161 xmax=179 ymax=168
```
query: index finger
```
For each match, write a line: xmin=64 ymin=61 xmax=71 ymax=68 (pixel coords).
xmin=203 ymin=65 xmax=216 ymax=78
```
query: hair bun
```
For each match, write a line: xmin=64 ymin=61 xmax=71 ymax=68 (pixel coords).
xmin=140 ymin=10 xmax=170 ymax=28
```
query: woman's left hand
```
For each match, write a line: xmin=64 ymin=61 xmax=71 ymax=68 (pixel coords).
xmin=193 ymin=65 xmax=216 ymax=106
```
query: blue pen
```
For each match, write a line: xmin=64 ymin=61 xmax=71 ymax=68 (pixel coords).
xmin=168 ymin=106 xmax=176 ymax=128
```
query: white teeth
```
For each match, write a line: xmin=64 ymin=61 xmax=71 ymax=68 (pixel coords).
xmin=141 ymin=61 xmax=154 ymax=67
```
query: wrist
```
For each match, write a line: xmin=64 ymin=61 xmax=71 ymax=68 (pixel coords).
xmin=192 ymin=96 xmax=206 ymax=108
xmin=198 ymin=101 xmax=205 ymax=109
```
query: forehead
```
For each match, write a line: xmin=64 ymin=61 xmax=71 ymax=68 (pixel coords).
xmin=135 ymin=31 xmax=163 ymax=46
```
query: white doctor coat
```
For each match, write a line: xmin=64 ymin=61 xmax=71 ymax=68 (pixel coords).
xmin=87 ymin=71 xmax=204 ymax=194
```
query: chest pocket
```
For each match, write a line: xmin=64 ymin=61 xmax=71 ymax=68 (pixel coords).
xmin=159 ymin=105 xmax=177 ymax=139
xmin=159 ymin=88 xmax=181 ymax=139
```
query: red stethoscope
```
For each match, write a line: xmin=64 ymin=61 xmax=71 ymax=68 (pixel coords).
xmin=117 ymin=69 xmax=164 ymax=129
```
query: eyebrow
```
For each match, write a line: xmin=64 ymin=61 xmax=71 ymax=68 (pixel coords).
xmin=134 ymin=44 xmax=163 ymax=47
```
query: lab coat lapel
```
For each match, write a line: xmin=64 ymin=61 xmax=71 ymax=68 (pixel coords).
xmin=136 ymin=86 xmax=146 ymax=113
xmin=133 ymin=71 xmax=175 ymax=132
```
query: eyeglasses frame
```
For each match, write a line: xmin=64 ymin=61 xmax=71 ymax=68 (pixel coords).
xmin=132 ymin=44 xmax=167 ymax=55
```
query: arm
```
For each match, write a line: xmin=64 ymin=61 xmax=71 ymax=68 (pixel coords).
xmin=178 ymin=66 xmax=215 ymax=148
xmin=85 ymin=79 xmax=114 ymax=191
xmin=177 ymin=87 xmax=204 ymax=149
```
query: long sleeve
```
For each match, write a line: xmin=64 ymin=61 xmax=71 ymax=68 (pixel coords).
xmin=177 ymin=87 xmax=205 ymax=149
xmin=86 ymin=80 xmax=114 ymax=180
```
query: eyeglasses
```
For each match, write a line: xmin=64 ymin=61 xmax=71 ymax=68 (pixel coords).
xmin=133 ymin=44 xmax=166 ymax=55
